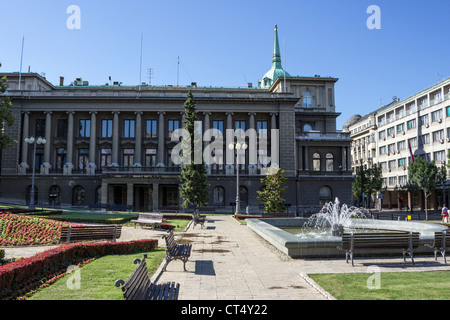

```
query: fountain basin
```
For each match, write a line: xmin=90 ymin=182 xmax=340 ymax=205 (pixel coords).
xmin=246 ymin=218 xmax=447 ymax=258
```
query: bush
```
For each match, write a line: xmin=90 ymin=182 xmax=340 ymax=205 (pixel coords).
xmin=0 ymin=239 xmax=158 ymax=300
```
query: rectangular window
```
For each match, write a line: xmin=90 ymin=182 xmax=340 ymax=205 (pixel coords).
xmin=398 ymin=158 xmax=406 ymax=168
xmin=101 ymin=120 xmax=113 ymax=138
xmin=399 ymin=175 xmax=408 ymax=186
xmin=168 ymin=120 xmax=180 ymax=137
xmin=408 ymin=137 xmax=418 ymax=147
xmin=397 ymin=140 xmax=406 ymax=150
xmin=145 ymin=148 xmax=157 ymax=167
xmin=235 ymin=120 xmax=246 ymax=132
xmin=100 ymin=149 xmax=112 ymax=168
xmin=380 ymin=162 xmax=387 ymax=171
xmin=388 ymin=143 xmax=395 ymax=154
xmin=407 ymin=119 xmax=416 ymax=130
xmin=35 ymin=119 xmax=46 ymax=137
xmin=420 ymin=133 xmax=430 ymax=145
xmin=431 ymin=109 xmax=443 ymax=122
xmin=379 ymin=130 xmax=386 ymax=140
xmin=396 ymin=123 xmax=404 ymax=133
xmin=388 ymin=160 xmax=396 ymax=169
xmin=389 ymin=177 xmax=397 ymax=186
xmin=79 ymin=119 xmax=91 ymax=138
xmin=387 ymin=127 xmax=394 ymax=136
xmin=432 ymin=130 xmax=444 ymax=142
xmin=123 ymin=149 xmax=134 ymax=166
xmin=434 ymin=150 xmax=446 ymax=162
xmin=379 ymin=146 xmax=386 ymax=155
xmin=57 ymin=119 xmax=68 ymax=138
xmin=419 ymin=114 xmax=429 ymax=126
xmin=56 ymin=148 xmax=67 ymax=171
xmin=446 ymin=106 xmax=450 ymax=117
xmin=145 ymin=120 xmax=158 ymax=138
xmin=123 ymin=120 xmax=135 ymax=138
xmin=78 ymin=149 xmax=89 ymax=170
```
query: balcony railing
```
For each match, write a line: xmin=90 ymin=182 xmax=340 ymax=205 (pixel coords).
xmin=102 ymin=166 xmax=181 ymax=174
xmin=296 ymin=131 xmax=351 ymax=141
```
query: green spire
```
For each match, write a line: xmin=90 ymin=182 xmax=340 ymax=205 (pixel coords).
xmin=259 ymin=25 xmax=291 ymax=89
xmin=272 ymin=25 xmax=282 ymax=69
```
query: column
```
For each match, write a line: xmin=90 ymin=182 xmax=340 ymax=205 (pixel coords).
xmin=270 ymin=113 xmax=279 ymax=167
xmin=248 ymin=112 xmax=257 ymax=174
xmin=152 ymin=183 xmax=159 ymax=212
xmin=41 ymin=111 xmax=52 ymax=174
xmin=304 ymin=146 xmax=309 ymax=170
xmin=134 ymin=112 xmax=142 ymax=166
xmin=111 ymin=112 xmax=120 ymax=166
xmin=64 ymin=111 xmax=75 ymax=175
xmin=226 ymin=112 xmax=234 ymax=175
xmin=127 ymin=183 xmax=134 ymax=209
xmin=203 ymin=112 xmax=211 ymax=174
xmin=19 ymin=112 xmax=30 ymax=174
xmin=87 ymin=111 xmax=97 ymax=174
xmin=101 ymin=182 xmax=108 ymax=206
xmin=341 ymin=146 xmax=346 ymax=171
xmin=157 ymin=112 xmax=165 ymax=167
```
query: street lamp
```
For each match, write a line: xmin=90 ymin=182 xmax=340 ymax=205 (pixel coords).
xmin=229 ymin=141 xmax=248 ymax=215
xmin=25 ymin=136 xmax=46 ymax=209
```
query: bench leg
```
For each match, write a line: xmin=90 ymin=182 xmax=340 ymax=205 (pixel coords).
xmin=163 ymin=256 xmax=172 ymax=272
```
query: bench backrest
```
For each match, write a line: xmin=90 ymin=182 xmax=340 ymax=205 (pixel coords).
xmin=120 ymin=258 xmax=151 ymax=300
xmin=342 ymin=232 xmax=420 ymax=250
xmin=138 ymin=213 xmax=163 ymax=221
xmin=164 ymin=231 xmax=177 ymax=250
xmin=60 ymin=225 xmax=122 ymax=243
xmin=434 ymin=231 xmax=450 ymax=247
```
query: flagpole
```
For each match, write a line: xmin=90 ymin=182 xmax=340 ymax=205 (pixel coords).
xmin=18 ymin=36 xmax=24 ymax=91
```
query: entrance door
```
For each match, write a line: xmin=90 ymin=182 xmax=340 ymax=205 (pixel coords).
xmin=161 ymin=186 xmax=179 ymax=208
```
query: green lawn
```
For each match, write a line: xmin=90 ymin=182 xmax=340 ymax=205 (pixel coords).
xmin=28 ymin=249 xmax=166 ymax=300
xmin=310 ymin=271 xmax=450 ymax=300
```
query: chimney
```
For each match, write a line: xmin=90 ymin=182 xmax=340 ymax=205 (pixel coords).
xmin=60 ymin=76 xmax=64 ymax=86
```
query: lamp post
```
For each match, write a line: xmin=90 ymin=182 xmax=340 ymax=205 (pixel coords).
xmin=229 ymin=141 xmax=248 ymax=215
xmin=25 ymin=136 xmax=46 ymax=209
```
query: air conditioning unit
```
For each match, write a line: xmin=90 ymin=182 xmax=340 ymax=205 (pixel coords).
xmin=402 ymin=131 xmax=406 ymax=135
xmin=438 ymin=119 xmax=442 ymax=123
xmin=425 ymin=123 xmax=429 ymax=128
xmin=391 ymin=134 xmax=395 ymax=138
xmin=440 ymin=139 xmax=445 ymax=144
xmin=447 ymin=138 xmax=450 ymax=142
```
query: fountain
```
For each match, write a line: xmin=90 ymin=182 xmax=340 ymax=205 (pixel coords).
xmin=246 ymin=198 xmax=447 ymax=258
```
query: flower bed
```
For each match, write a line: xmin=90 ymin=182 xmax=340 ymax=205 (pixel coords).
xmin=0 ymin=239 xmax=158 ymax=300
xmin=0 ymin=213 xmax=81 ymax=246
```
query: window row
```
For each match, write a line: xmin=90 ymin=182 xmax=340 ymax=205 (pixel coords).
xmin=36 ymin=119 xmax=271 ymax=139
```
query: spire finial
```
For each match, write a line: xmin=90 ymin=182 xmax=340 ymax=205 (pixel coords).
xmin=272 ymin=24 xmax=282 ymax=68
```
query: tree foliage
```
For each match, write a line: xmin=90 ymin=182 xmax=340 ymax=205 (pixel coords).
xmin=178 ymin=90 xmax=210 ymax=209
xmin=257 ymin=167 xmax=288 ymax=213
xmin=352 ymin=164 xmax=383 ymax=207
xmin=408 ymin=158 xmax=445 ymax=219
xmin=0 ymin=76 xmax=15 ymax=149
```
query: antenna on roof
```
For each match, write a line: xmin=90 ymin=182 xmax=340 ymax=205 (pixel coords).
xmin=139 ymin=33 xmax=143 ymax=92
xmin=177 ymin=56 xmax=180 ymax=87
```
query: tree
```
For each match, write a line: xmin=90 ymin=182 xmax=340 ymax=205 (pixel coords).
xmin=178 ymin=90 xmax=210 ymax=209
xmin=352 ymin=164 xmax=383 ymax=208
xmin=257 ymin=167 xmax=288 ymax=213
xmin=408 ymin=158 xmax=444 ymax=220
xmin=0 ymin=76 xmax=15 ymax=149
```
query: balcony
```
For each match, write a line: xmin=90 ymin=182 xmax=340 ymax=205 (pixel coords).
xmin=101 ymin=166 xmax=181 ymax=175
xmin=296 ymin=131 xmax=351 ymax=141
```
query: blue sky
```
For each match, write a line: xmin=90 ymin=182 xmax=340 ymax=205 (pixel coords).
xmin=1 ymin=0 xmax=449 ymax=129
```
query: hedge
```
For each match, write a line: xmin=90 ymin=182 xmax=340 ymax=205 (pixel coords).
xmin=0 ymin=239 xmax=158 ymax=300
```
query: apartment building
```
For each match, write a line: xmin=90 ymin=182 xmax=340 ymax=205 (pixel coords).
xmin=345 ymin=78 xmax=450 ymax=210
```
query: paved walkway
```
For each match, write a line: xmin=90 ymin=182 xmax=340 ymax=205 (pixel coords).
xmin=3 ymin=215 xmax=450 ymax=300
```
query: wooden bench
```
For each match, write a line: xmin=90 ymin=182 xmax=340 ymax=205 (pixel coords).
xmin=163 ymin=230 xmax=192 ymax=271
xmin=115 ymin=253 xmax=180 ymax=300
xmin=425 ymin=231 xmax=449 ymax=264
xmin=338 ymin=231 xmax=420 ymax=266
xmin=131 ymin=213 xmax=164 ymax=229
xmin=192 ymin=210 xmax=205 ymax=229
xmin=158 ymin=207 xmax=179 ymax=214
xmin=59 ymin=225 xmax=122 ymax=244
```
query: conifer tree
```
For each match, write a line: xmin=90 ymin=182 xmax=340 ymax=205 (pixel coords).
xmin=179 ymin=90 xmax=210 ymax=209
xmin=257 ymin=167 xmax=288 ymax=213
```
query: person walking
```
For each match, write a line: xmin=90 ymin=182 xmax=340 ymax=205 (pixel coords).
xmin=442 ymin=204 xmax=449 ymax=224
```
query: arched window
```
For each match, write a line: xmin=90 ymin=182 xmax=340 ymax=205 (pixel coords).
xmin=303 ymin=91 xmax=312 ymax=108
xmin=313 ymin=153 xmax=321 ymax=171
xmin=239 ymin=186 xmax=248 ymax=208
xmin=96 ymin=186 xmax=102 ymax=204
xmin=213 ymin=186 xmax=225 ymax=206
xmin=319 ymin=186 xmax=332 ymax=207
xmin=49 ymin=185 xmax=61 ymax=206
xmin=326 ymin=153 xmax=334 ymax=171
xmin=73 ymin=186 xmax=85 ymax=206
xmin=303 ymin=124 xmax=313 ymax=132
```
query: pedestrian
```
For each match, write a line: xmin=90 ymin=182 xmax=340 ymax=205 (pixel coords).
xmin=442 ymin=204 xmax=449 ymax=224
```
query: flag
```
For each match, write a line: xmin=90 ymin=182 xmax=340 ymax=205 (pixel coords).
xmin=408 ymin=142 xmax=414 ymax=163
